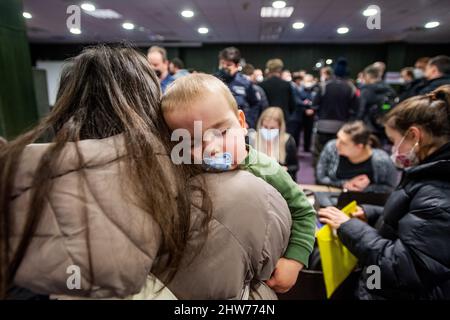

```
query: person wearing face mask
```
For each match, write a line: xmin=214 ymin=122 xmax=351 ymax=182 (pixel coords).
xmin=398 ymin=57 xmax=430 ymax=102
xmin=250 ymin=107 xmax=298 ymax=180
xmin=147 ymin=46 xmax=175 ymax=93
xmin=214 ymin=47 xmax=261 ymax=129
xmin=242 ymin=63 xmax=269 ymax=111
xmin=417 ymin=55 xmax=450 ymax=95
xmin=318 ymin=85 xmax=450 ymax=300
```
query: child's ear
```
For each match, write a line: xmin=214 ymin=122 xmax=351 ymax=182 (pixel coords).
xmin=237 ymin=110 xmax=248 ymax=134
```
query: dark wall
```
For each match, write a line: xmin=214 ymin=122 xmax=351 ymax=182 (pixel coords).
xmin=0 ymin=0 xmax=38 ymax=139
xmin=30 ymin=42 xmax=450 ymax=78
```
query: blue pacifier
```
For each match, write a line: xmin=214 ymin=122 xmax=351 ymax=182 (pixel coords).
xmin=203 ymin=152 xmax=233 ymax=171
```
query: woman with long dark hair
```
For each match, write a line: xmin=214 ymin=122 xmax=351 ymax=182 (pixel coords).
xmin=0 ymin=45 xmax=291 ymax=299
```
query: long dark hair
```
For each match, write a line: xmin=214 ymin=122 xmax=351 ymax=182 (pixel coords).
xmin=0 ymin=44 xmax=211 ymax=298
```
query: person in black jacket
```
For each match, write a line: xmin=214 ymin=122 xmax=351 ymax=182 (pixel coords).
xmin=358 ymin=65 xmax=397 ymax=144
xmin=249 ymin=107 xmax=299 ymax=181
xmin=312 ymin=66 xmax=360 ymax=166
xmin=413 ymin=55 xmax=450 ymax=96
xmin=259 ymin=59 xmax=297 ymax=126
xmin=318 ymin=85 xmax=450 ymax=300
xmin=215 ymin=47 xmax=261 ymax=129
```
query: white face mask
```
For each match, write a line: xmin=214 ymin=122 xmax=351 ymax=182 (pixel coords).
xmin=390 ymin=132 xmax=419 ymax=169
xmin=413 ymin=68 xmax=424 ymax=79
xmin=260 ymin=128 xmax=279 ymax=141
xmin=256 ymin=75 xmax=264 ymax=83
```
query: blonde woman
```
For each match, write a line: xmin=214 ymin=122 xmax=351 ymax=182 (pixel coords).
xmin=250 ymin=107 xmax=299 ymax=180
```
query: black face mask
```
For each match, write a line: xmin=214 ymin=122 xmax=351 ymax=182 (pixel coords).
xmin=154 ymin=69 xmax=162 ymax=78
xmin=217 ymin=67 xmax=234 ymax=83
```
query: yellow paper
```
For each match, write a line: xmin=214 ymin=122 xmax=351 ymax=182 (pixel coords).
xmin=317 ymin=201 xmax=358 ymax=298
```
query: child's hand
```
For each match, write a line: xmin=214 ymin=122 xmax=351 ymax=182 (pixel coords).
xmin=265 ymin=258 xmax=303 ymax=293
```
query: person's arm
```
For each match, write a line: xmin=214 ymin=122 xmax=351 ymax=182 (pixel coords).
xmin=311 ymin=86 xmax=322 ymax=112
xmin=246 ymin=84 xmax=261 ymax=129
xmin=315 ymin=140 xmax=347 ymax=187
xmin=359 ymin=204 xmax=384 ymax=226
xmin=348 ymin=87 xmax=360 ymax=121
xmin=284 ymin=135 xmax=298 ymax=179
xmin=357 ymin=88 xmax=368 ymax=120
xmin=288 ymin=84 xmax=297 ymax=115
xmin=337 ymin=217 xmax=423 ymax=292
xmin=258 ymin=86 xmax=270 ymax=111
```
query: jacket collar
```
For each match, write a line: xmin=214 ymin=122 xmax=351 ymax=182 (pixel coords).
xmin=403 ymin=142 xmax=450 ymax=182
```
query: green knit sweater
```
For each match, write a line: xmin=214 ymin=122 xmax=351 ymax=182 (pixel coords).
xmin=240 ymin=146 xmax=316 ymax=267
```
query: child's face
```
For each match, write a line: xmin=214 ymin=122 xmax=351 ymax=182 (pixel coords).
xmin=164 ymin=92 xmax=248 ymax=168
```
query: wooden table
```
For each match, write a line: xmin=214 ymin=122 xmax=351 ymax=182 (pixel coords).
xmin=299 ymin=184 xmax=342 ymax=193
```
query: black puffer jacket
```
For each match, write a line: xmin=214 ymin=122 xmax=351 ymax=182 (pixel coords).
xmin=338 ymin=142 xmax=450 ymax=300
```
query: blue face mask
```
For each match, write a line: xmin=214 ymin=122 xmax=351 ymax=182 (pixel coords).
xmin=260 ymin=128 xmax=279 ymax=141
xmin=203 ymin=152 xmax=233 ymax=171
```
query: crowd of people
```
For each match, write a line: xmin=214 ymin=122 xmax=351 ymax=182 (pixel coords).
xmin=0 ymin=44 xmax=449 ymax=300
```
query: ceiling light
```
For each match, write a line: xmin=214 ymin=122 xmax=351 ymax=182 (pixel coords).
xmin=85 ymin=9 xmax=122 ymax=19
xmin=81 ymin=3 xmax=96 ymax=12
xmin=337 ymin=26 xmax=349 ymax=34
xmin=260 ymin=7 xmax=294 ymax=18
xmin=315 ymin=62 xmax=323 ymax=68
xmin=70 ymin=27 xmax=81 ymax=34
xmin=292 ymin=22 xmax=305 ymax=29
xmin=198 ymin=27 xmax=209 ymax=34
xmin=363 ymin=7 xmax=378 ymax=16
xmin=122 ymin=22 xmax=135 ymax=30
xmin=326 ymin=59 xmax=333 ymax=65
xmin=23 ymin=12 xmax=32 ymax=19
xmin=181 ymin=10 xmax=194 ymax=18
xmin=424 ymin=21 xmax=440 ymax=29
xmin=272 ymin=1 xmax=287 ymax=9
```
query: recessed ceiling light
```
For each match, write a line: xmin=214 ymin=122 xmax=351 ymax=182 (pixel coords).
xmin=424 ymin=21 xmax=440 ymax=29
xmin=315 ymin=62 xmax=323 ymax=68
xmin=81 ymin=3 xmax=96 ymax=12
xmin=260 ymin=7 xmax=294 ymax=18
xmin=70 ymin=27 xmax=81 ymax=34
xmin=198 ymin=27 xmax=209 ymax=34
xmin=181 ymin=10 xmax=194 ymax=18
xmin=292 ymin=22 xmax=305 ymax=29
xmin=85 ymin=9 xmax=122 ymax=19
xmin=363 ymin=7 xmax=378 ymax=17
xmin=326 ymin=59 xmax=333 ymax=65
xmin=122 ymin=22 xmax=135 ymax=30
xmin=272 ymin=1 xmax=287 ymax=9
xmin=337 ymin=26 xmax=349 ymax=34
xmin=23 ymin=12 xmax=32 ymax=19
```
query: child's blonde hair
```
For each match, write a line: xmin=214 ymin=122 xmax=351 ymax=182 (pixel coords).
xmin=161 ymin=73 xmax=238 ymax=115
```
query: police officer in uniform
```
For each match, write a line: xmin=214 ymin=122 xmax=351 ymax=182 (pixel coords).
xmin=215 ymin=47 xmax=261 ymax=129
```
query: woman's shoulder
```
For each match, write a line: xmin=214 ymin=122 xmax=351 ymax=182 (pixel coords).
xmin=371 ymin=148 xmax=393 ymax=163
xmin=199 ymin=170 xmax=291 ymax=245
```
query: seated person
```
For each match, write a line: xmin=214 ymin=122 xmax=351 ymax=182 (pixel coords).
xmin=249 ymin=107 xmax=299 ymax=181
xmin=162 ymin=74 xmax=316 ymax=294
xmin=316 ymin=121 xmax=397 ymax=193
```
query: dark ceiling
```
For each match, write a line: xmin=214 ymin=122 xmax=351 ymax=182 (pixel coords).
xmin=23 ymin=0 xmax=450 ymax=44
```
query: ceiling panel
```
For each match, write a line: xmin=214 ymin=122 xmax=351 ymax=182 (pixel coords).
xmin=22 ymin=0 xmax=450 ymax=44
